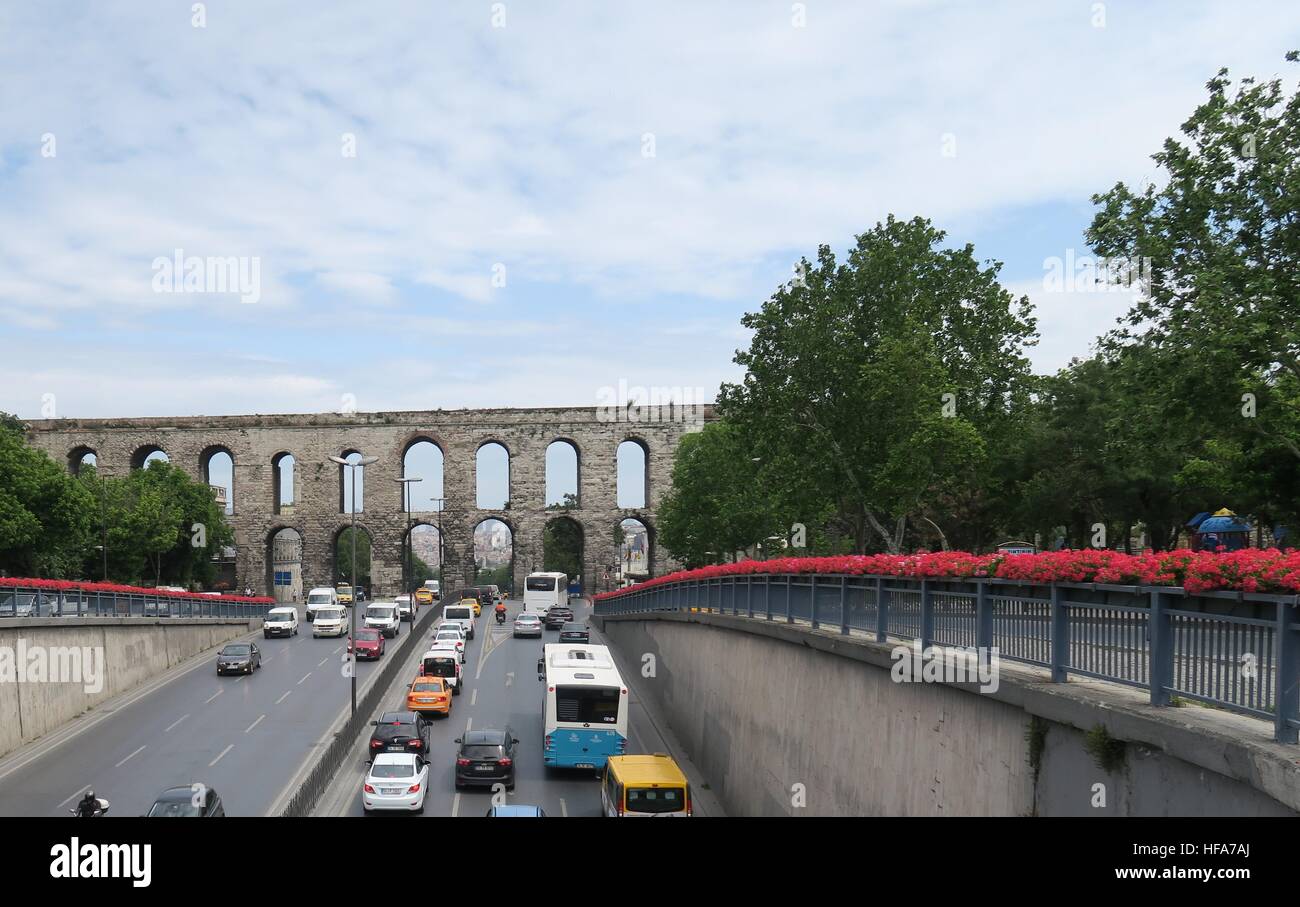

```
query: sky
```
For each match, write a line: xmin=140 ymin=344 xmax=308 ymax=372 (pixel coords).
xmin=2 ymin=1 xmax=1299 ymax=424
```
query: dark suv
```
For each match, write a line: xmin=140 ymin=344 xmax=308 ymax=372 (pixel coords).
xmin=454 ymin=728 xmax=519 ymax=790
xmin=369 ymin=711 xmax=431 ymax=756
xmin=557 ymin=622 xmax=589 ymax=644
xmin=544 ymin=607 xmax=574 ymax=630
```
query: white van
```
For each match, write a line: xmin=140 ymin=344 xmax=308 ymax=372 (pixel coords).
xmin=263 ymin=607 xmax=299 ymax=639
xmin=523 ymin=572 xmax=568 ymax=618
xmin=364 ymin=603 xmax=401 ymax=638
xmin=305 ymin=587 xmax=339 ymax=621
xmin=312 ymin=606 xmax=347 ymax=638
xmin=442 ymin=603 xmax=476 ymax=639
xmin=423 ymin=580 xmax=441 ymax=600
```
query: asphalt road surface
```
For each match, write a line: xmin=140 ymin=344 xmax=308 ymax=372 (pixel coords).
xmin=316 ymin=595 xmax=717 ymax=817
xmin=0 ymin=606 xmax=406 ymax=817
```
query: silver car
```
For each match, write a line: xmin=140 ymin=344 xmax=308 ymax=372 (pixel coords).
xmin=513 ymin=613 xmax=542 ymax=638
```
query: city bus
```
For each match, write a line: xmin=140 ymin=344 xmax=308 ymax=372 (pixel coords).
xmin=536 ymin=643 xmax=627 ymax=770
xmin=523 ymin=571 xmax=568 ymax=618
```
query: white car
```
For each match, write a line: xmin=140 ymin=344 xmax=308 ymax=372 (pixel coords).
xmin=364 ymin=603 xmax=401 ymax=638
xmin=263 ymin=606 xmax=299 ymax=639
xmin=431 ymin=627 xmax=467 ymax=663
xmin=362 ymin=752 xmax=429 ymax=814
xmin=394 ymin=594 xmax=414 ymax=622
xmin=513 ymin=613 xmax=542 ymax=638
xmin=441 ymin=616 xmax=474 ymax=642
xmin=305 ymin=587 xmax=340 ymax=621
xmin=312 ymin=606 xmax=348 ymax=638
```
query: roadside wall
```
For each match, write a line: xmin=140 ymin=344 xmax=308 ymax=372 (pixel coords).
xmin=0 ymin=618 xmax=260 ymax=758
xmin=594 ymin=612 xmax=1298 ymax=817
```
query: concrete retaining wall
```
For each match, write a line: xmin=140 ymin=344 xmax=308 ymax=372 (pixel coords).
xmin=595 ymin=612 xmax=1299 ymax=817
xmin=0 ymin=618 xmax=260 ymax=758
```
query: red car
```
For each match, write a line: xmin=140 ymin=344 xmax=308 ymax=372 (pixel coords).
xmin=348 ymin=628 xmax=386 ymax=660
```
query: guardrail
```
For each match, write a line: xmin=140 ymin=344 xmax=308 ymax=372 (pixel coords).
xmin=0 ymin=584 xmax=273 ymax=620
xmin=595 ymin=573 xmax=1300 ymax=744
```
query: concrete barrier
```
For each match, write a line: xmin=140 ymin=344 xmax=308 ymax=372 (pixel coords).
xmin=594 ymin=611 xmax=1300 ymax=817
xmin=0 ymin=617 xmax=261 ymax=759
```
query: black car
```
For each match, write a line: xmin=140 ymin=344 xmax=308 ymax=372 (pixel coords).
xmin=544 ymin=608 xmax=574 ymax=630
xmin=145 ymin=785 xmax=226 ymax=817
xmin=216 ymin=642 xmax=261 ymax=675
xmin=467 ymin=586 xmax=495 ymax=612
xmin=370 ymin=710 xmax=431 ymax=756
xmin=454 ymin=728 xmax=519 ymax=790
xmin=557 ymin=622 xmax=589 ymax=644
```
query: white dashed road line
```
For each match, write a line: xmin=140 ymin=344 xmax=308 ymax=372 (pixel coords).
xmin=114 ymin=745 xmax=146 ymax=768
xmin=297 ymin=672 xmax=312 ymax=685
xmin=204 ymin=689 xmax=223 ymax=704
xmin=245 ymin=714 xmax=266 ymax=734
xmin=209 ymin=744 xmax=234 ymax=768
xmin=452 ymin=793 xmax=461 ymax=817
xmin=164 ymin=714 xmax=189 ymax=733
xmin=275 ymin=690 xmax=292 ymax=705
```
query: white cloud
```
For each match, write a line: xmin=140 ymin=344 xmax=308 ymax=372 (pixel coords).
xmin=1 ymin=0 xmax=1296 ymax=417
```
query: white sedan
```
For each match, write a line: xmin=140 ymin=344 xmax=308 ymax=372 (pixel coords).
xmin=362 ymin=752 xmax=429 ymax=814
xmin=431 ymin=627 xmax=467 ymax=663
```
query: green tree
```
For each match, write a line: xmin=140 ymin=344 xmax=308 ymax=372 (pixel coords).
xmin=336 ymin=527 xmax=371 ymax=587
xmin=658 ymin=420 xmax=784 ymax=567
xmin=719 ymin=215 xmax=1037 ymax=553
xmin=0 ymin=417 xmax=96 ymax=577
xmin=1088 ymin=52 xmax=1300 ymax=472
xmin=543 ymin=516 xmax=584 ymax=578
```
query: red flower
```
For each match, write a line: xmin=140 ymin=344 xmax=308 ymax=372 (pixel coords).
xmin=592 ymin=548 xmax=1300 ymax=601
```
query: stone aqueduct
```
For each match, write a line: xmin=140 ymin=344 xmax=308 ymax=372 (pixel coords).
xmin=25 ymin=406 xmax=711 ymax=596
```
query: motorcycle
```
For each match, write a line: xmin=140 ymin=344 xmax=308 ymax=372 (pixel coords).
xmin=69 ymin=797 xmax=111 ymax=818
xmin=495 ymin=610 xmax=506 ymax=625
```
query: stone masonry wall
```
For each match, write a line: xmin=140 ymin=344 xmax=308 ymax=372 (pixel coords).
xmin=26 ymin=406 xmax=713 ymax=596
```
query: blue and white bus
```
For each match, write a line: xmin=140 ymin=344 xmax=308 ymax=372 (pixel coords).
xmin=536 ymin=643 xmax=628 ymax=770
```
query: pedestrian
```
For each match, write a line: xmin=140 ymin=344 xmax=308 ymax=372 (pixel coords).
xmin=244 ymin=585 xmax=253 ymax=597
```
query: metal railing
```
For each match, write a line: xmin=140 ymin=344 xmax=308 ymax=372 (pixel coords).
xmin=594 ymin=574 xmax=1300 ymax=744
xmin=0 ymin=586 xmax=273 ymax=620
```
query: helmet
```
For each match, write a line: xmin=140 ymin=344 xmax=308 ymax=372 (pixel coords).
xmin=85 ymin=790 xmax=94 ymax=799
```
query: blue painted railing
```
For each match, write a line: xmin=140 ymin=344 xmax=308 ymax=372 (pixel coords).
xmin=594 ymin=574 xmax=1300 ymax=744
xmin=0 ymin=586 xmax=273 ymax=621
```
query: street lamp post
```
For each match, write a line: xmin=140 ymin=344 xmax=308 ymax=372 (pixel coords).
xmin=428 ymin=497 xmax=445 ymax=596
xmin=396 ymin=477 xmax=422 ymax=614
xmin=329 ymin=453 xmax=378 ymax=716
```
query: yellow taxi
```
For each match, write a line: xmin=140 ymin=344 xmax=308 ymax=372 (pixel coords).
xmin=601 ymin=754 xmax=691 ymax=817
xmin=414 ymin=587 xmax=434 ymax=606
xmin=335 ymin=584 xmax=354 ymax=606
xmin=460 ymin=596 xmax=482 ymax=617
xmin=406 ymin=674 xmax=452 ymax=718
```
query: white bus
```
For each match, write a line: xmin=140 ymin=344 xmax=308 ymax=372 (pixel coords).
xmin=523 ymin=571 xmax=568 ymax=618
xmin=536 ymin=643 xmax=627 ymax=770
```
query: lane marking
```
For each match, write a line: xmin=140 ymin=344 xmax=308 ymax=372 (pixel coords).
xmin=209 ymin=744 xmax=233 ymax=768
xmin=164 ymin=714 xmax=190 ymax=733
xmin=204 ymin=689 xmax=223 ymax=704
xmin=235 ymin=676 xmax=245 ymax=683
xmin=275 ymin=690 xmax=292 ymax=705
xmin=245 ymin=714 xmax=266 ymax=734
xmin=114 ymin=745 xmax=146 ymax=768
xmin=470 ymin=688 xmax=477 ymax=706
xmin=332 ymin=646 xmax=343 ymax=655
xmin=317 ymin=658 xmax=328 ymax=667
xmin=297 ymin=672 xmax=312 ymax=685
xmin=465 ymin=717 xmax=472 ymax=734
xmin=59 ymin=787 xmax=89 ymax=809
xmin=452 ymin=793 xmax=460 ymax=817
xmin=560 ymin=798 xmax=568 ymax=818
xmin=0 ymin=627 xmax=263 ymax=785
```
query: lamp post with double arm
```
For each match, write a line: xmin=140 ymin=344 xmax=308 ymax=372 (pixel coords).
xmin=395 ymin=477 xmax=422 ymax=616
xmin=329 ymin=453 xmax=378 ymax=716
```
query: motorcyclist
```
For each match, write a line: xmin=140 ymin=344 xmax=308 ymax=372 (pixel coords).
xmin=494 ymin=601 xmax=507 ymax=623
xmin=75 ymin=790 xmax=99 ymax=817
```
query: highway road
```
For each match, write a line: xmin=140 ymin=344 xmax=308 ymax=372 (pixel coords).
xmin=0 ymin=607 xmax=410 ymax=817
xmin=315 ymin=595 xmax=718 ymax=817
